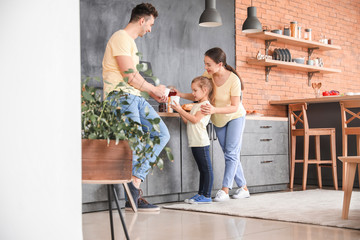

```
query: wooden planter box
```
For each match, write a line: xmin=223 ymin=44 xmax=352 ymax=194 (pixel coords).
xmin=82 ymin=139 xmax=132 ymax=183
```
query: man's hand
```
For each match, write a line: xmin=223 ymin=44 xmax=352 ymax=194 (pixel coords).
xmin=151 ymin=84 xmax=167 ymax=103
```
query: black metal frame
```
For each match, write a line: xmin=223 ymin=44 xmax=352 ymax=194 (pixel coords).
xmin=107 ymin=184 xmax=130 ymax=240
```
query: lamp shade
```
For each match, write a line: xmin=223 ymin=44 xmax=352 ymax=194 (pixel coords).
xmin=199 ymin=0 xmax=222 ymax=27
xmin=242 ymin=6 xmax=262 ymax=33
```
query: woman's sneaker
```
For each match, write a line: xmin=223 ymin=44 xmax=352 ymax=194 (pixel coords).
xmin=214 ymin=190 xmax=230 ymax=202
xmin=190 ymin=195 xmax=212 ymax=204
xmin=184 ymin=194 xmax=200 ymax=203
xmin=232 ymin=187 xmax=250 ymax=199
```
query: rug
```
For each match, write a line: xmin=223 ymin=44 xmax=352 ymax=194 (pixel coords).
xmin=163 ymin=189 xmax=360 ymax=230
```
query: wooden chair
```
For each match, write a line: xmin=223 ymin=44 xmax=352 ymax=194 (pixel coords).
xmin=289 ymin=103 xmax=338 ymax=190
xmin=340 ymin=100 xmax=360 ymax=189
xmin=82 ymin=139 xmax=137 ymax=240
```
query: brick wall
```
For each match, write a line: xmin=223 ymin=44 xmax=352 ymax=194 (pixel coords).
xmin=235 ymin=0 xmax=360 ymax=117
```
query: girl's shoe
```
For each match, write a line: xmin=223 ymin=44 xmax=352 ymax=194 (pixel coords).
xmin=184 ymin=194 xmax=200 ymax=203
xmin=190 ymin=195 xmax=212 ymax=204
xmin=232 ymin=187 xmax=250 ymax=199
xmin=214 ymin=190 xmax=230 ymax=202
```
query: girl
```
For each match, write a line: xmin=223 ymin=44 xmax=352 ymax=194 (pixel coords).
xmin=171 ymin=76 xmax=214 ymax=204
xmin=176 ymin=47 xmax=249 ymax=202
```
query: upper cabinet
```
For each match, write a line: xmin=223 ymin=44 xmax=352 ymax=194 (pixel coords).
xmin=246 ymin=31 xmax=341 ymax=86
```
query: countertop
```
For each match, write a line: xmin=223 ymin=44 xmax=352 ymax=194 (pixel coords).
xmin=269 ymin=95 xmax=360 ymax=105
xmin=158 ymin=112 xmax=288 ymax=121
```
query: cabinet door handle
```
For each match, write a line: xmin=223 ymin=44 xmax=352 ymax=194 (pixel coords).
xmin=260 ymin=139 xmax=272 ymax=141
xmin=260 ymin=126 xmax=272 ymax=129
xmin=261 ymin=160 xmax=273 ymax=164
xmin=212 ymin=124 xmax=217 ymax=140
xmin=207 ymin=123 xmax=212 ymax=140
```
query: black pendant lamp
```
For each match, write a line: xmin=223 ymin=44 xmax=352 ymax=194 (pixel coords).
xmin=242 ymin=0 xmax=262 ymax=33
xmin=199 ymin=0 xmax=222 ymax=27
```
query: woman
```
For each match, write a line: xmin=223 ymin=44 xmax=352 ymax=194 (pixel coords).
xmin=176 ymin=47 xmax=249 ymax=201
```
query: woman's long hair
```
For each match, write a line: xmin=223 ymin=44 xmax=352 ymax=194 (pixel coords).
xmin=205 ymin=47 xmax=244 ymax=90
xmin=192 ymin=76 xmax=215 ymax=105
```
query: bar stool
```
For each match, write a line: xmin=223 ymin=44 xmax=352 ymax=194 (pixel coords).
xmin=340 ymin=100 xmax=360 ymax=189
xmin=289 ymin=103 xmax=338 ymax=190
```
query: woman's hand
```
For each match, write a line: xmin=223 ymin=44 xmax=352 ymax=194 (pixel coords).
xmin=171 ymin=101 xmax=182 ymax=112
xmin=201 ymin=103 xmax=215 ymax=115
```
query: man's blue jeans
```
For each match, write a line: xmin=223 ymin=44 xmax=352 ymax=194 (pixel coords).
xmin=110 ymin=93 xmax=170 ymax=181
xmin=214 ymin=116 xmax=246 ymax=189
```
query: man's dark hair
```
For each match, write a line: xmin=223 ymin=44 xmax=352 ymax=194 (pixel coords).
xmin=130 ymin=3 xmax=158 ymax=23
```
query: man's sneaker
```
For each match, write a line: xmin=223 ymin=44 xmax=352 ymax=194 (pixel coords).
xmin=125 ymin=198 xmax=160 ymax=212
xmin=232 ymin=187 xmax=250 ymax=199
xmin=214 ymin=190 xmax=230 ymax=202
xmin=125 ymin=182 xmax=140 ymax=206
xmin=190 ymin=195 xmax=212 ymax=204
xmin=184 ymin=194 xmax=200 ymax=203
xmin=125 ymin=182 xmax=160 ymax=212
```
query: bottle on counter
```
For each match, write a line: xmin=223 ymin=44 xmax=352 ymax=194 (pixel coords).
xmin=167 ymin=87 xmax=176 ymax=113
xmin=290 ymin=21 xmax=297 ymax=38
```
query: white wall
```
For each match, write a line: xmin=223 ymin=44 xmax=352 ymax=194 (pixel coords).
xmin=0 ymin=1 xmax=82 ymax=239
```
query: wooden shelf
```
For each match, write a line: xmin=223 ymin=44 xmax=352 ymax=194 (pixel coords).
xmin=246 ymin=31 xmax=341 ymax=85
xmin=247 ymin=58 xmax=341 ymax=74
xmin=246 ymin=31 xmax=341 ymax=51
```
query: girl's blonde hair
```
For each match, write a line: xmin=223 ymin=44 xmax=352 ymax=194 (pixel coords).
xmin=192 ymin=76 xmax=215 ymax=104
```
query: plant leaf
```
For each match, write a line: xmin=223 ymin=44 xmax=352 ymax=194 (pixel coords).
xmin=150 ymin=77 xmax=160 ymax=86
xmin=140 ymin=91 xmax=150 ymax=99
xmin=165 ymin=147 xmax=174 ymax=162
xmin=82 ymin=90 xmax=95 ymax=102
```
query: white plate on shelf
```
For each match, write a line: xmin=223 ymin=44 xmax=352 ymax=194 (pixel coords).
xmin=345 ymin=92 xmax=354 ymax=96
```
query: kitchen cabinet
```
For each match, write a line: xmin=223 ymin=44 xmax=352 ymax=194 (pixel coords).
xmin=82 ymin=116 xmax=289 ymax=212
xmin=241 ymin=117 xmax=289 ymax=193
xmin=246 ymin=31 xmax=341 ymax=86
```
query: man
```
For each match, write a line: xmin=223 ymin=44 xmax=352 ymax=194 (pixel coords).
xmin=102 ymin=3 xmax=170 ymax=212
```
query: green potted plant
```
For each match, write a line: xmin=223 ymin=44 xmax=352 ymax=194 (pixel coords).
xmin=81 ymin=60 xmax=173 ymax=174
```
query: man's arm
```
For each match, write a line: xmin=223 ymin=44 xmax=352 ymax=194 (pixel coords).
xmin=115 ymin=56 xmax=165 ymax=100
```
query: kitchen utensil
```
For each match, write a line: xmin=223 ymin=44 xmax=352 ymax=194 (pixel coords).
xmin=283 ymin=26 xmax=290 ymax=36
xmin=279 ymin=49 xmax=286 ymax=61
xmin=284 ymin=48 xmax=291 ymax=62
xmin=271 ymin=29 xmax=282 ymax=34
xmin=292 ymin=58 xmax=305 ymax=64
xmin=290 ymin=21 xmax=297 ymax=37
xmin=307 ymin=60 xmax=314 ymax=65
xmin=304 ymin=28 xmax=312 ymax=40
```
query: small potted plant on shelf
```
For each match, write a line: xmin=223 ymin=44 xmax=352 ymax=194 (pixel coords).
xmin=81 ymin=60 xmax=173 ymax=176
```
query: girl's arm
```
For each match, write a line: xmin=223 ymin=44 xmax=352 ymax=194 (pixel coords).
xmin=172 ymin=88 xmax=195 ymax=101
xmin=179 ymin=114 xmax=188 ymax=124
xmin=201 ymin=96 xmax=240 ymax=115
xmin=171 ymin=102 xmax=205 ymax=124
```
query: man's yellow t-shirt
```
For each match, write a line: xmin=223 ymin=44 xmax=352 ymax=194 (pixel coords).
xmin=203 ymin=71 xmax=246 ymax=128
xmin=102 ymin=30 xmax=141 ymax=96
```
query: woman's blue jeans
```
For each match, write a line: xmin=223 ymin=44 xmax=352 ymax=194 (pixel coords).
xmin=191 ymin=146 xmax=213 ymax=198
xmin=214 ymin=116 xmax=246 ymax=189
xmin=109 ymin=93 xmax=170 ymax=181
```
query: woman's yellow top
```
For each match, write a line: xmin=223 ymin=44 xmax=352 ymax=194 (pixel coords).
xmin=203 ymin=71 xmax=246 ymax=127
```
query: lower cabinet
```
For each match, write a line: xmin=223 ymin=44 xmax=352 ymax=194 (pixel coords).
xmin=82 ymin=116 xmax=289 ymax=212
xmin=241 ymin=117 xmax=289 ymax=193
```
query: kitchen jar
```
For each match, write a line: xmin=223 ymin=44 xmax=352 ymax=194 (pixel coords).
xmin=304 ymin=28 xmax=312 ymax=40
xmin=290 ymin=21 xmax=297 ymax=38
xmin=283 ymin=26 xmax=290 ymax=36
xmin=297 ymin=26 xmax=302 ymax=39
